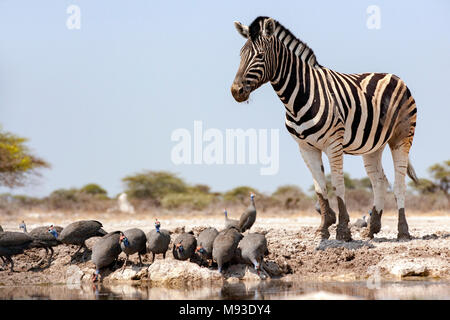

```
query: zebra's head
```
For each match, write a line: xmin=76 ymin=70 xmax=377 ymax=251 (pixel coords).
xmin=231 ymin=17 xmax=277 ymax=103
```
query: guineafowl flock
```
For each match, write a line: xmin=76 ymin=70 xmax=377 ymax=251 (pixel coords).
xmin=0 ymin=193 xmax=276 ymax=281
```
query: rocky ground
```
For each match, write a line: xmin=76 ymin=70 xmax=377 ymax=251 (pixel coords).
xmin=0 ymin=211 xmax=449 ymax=288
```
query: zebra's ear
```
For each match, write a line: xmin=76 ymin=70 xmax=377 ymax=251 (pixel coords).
xmin=234 ymin=21 xmax=249 ymax=39
xmin=262 ymin=18 xmax=276 ymax=37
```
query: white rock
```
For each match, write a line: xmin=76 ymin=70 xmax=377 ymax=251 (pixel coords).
xmin=377 ymin=256 xmax=448 ymax=278
xmin=109 ymin=266 xmax=148 ymax=281
xmin=390 ymin=261 xmax=427 ymax=277
xmin=65 ymin=265 xmax=84 ymax=285
xmin=147 ymin=259 xmax=223 ymax=285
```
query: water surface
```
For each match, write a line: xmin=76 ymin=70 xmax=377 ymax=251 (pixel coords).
xmin=0 ymin=279 xmax=448 ymax=300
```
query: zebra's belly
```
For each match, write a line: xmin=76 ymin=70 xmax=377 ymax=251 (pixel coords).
xmin=286 ymin=120 xmax=389 ymax=155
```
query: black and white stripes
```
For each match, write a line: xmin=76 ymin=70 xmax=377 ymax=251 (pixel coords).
xmin=231 ymin=16 xmax=418 ymax=241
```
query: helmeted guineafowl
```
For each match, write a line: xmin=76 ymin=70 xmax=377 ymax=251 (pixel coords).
xmin=119 ymin=228 xmax=147 ymax=268
xmin=58 ymin=220 xmax=107 ymax=262
xmin=19 ymin=221 xmax=27 ymax=233
xmin=237 ymin=232 xmax=269 ymax=276
xmin=238 ymin=193 xmax=257 ymax=233
xmin=224 ymin=209 xmax=239 ymax=230
xmin=353 ymin=216 xmax=368 ymax=229
xmin=0 ymin=231 xmax=33 ymax=272
xmin=91 ymin=231 xmax=122 ymax=282
xmin=146 ymin=219 xmax=171 ymax=263
xmin=212 ymin=227 xmax=243 ymax=273
xmin=195 ymin=227 xmax=219 ymax=266
xmin=172 ymin=232 xmax=197 ymax=261
xmin=27 ymin=225 xmax=64 ymax=268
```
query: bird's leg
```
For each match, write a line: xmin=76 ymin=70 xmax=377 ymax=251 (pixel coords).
xmin=138 ymin=253 xmax=143 ymax=267
xmin=163 ymin=252 xmax=166 ymax=259
xmin=7 ymin=256 xmax=14 ymax=272
xmin=71 ymin=244 xmax=84 ymax=262
xmin=260 ymin=261 xmax=271 ymax=279
xmin=47 ymin=247 xmax=54 ymax=267
xmin=36 ymin=247 xmax=48 ymax=267
xmin=80 ymin=245 xmax=89 ymax=262
xmin=121 ymin=255 xmax=129 ymax=273
xmin=152 ymin=252 xmax=156 ymax=263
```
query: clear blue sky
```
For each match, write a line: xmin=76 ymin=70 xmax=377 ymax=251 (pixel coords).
xmin=1 ymin=0 xmax=449 ymax=197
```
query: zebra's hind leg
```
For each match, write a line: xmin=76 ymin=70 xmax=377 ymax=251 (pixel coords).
xmin=362 ymin=148 xmax=388 ymax=239
xmin=390 ymin=143 xmax=413 ymax=241
xmin=299 ymin=145 xmax=336 ymax=239
xmin=327 ymin=146 xmax=352 ymax=242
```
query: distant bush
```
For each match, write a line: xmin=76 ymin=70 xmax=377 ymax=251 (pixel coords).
xmin=409 ymin=160 xmax=449 ymax=196
xmin=188 ymin=184 xmax=211 ymax=194
xmin=47 ymin=188 xmax=79 ymax=209
xmin=223 ymin=186 xmax=257 ymax=204
xmin=345 ymin=189 xmax=372 ymax=212
xmin=271 ymin=185 xmax=309 ymax=210
xmin=122 ymin=171 xmax=188 ymax=203
xmin=161 ymin=192 xmax=216 ymax=210
xmin=80 ymin=183 xmax=108 ymax=197
xmin=0 ymin=193 xmax=43 ymax=215
xmin=44 ymin=187 xmax=112 ymax=211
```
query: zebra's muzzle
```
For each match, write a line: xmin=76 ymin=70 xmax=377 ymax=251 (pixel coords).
xmin=231 ymin=82 xmax=251 ymax=102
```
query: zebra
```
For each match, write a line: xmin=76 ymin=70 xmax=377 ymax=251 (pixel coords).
xmin=231 ymin=16 xmax=418 ymax=241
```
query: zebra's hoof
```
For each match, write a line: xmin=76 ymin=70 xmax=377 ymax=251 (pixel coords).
xmin=316 ymin=228 xmax=330 ymax=240
xmin=336 ymin=225 xmax=352 ymax=242
xmin=397 ymin=232 xmax=412 ymax=241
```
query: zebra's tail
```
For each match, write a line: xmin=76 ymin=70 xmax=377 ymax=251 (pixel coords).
xmin=407 ymin=159 xmax=419 ymax=185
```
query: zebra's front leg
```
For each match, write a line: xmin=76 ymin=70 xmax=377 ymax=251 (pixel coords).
xmin=326 ymin=147 xmax=352 ymax=242
xmin=299 ymin=145 xmax=336 ymax=239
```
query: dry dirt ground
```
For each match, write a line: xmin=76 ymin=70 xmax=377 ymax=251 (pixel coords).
xmin=0 ymin=210 xmax=449 ymax=287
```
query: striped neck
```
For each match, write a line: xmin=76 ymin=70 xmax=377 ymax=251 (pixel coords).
xmin=270 ymin=23 xmax=319 ymax=80
xmin=270 ymin=23 xmax=320 ymax=114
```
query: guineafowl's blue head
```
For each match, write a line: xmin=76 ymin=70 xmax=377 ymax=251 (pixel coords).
xmin=92 ymin=269 xmax=101 ymax=282
xmin=48 ymin=225 xmax=58 ymax=238
xmin=119 ymin=233 xmax=130 ymax=247
xmin=176 ymin=243 xmax=184 ymax=253
xmin=19 ymin=221 xmax=27 ymax=233
xmin=368 ymin=209 xmax=373 ymax=216
xmin=195 ymin=246 xmax=206 ymax=255
xmin=155 ymin=219 xmax=161 ymax=233
xmin=224 ymin=209 xmax=228 ymax=217
xmin=250 ymin=193 xmax=255 ymax=200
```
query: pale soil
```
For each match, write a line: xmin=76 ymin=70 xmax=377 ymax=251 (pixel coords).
xmin=0 ymin=210 xmax=449 ymax=287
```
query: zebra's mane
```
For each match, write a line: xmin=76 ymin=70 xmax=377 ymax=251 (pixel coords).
xmin=249 ymin=16 xmax=320 ymax=67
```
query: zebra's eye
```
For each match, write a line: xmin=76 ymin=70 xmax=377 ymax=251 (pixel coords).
xmin=255 ymin=52 xmax=264 ymax=59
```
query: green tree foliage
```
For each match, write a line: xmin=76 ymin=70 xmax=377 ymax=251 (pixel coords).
xmin=122 ymin=171 xmax=188 ymax=202
xmin=223 ymin=186 xmax=257 ymax=203
xmin=409 ymin=160 xmax=449 ymax=195
xmin=0 ymin=127 xmax=49 ymax=187
xmin=80 ymin=183 xmax=108 ymax=196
